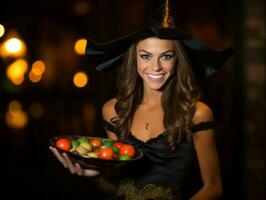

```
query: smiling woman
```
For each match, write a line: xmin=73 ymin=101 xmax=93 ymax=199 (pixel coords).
xmin=49 ymin=0 xmax=233 ymax=199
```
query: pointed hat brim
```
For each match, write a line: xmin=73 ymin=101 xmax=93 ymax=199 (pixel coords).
xmin=85 ymin=26 xmax=233 ymax=77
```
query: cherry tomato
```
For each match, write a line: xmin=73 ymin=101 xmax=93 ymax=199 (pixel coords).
xmin=119 ymin=144 xmax=135 ymax=158
xmin=113 ymin=142 xmax=124 ymax=149
xmin=98 ymin=147 xmax=114 ymax=160
xmin=55 ymin=137 xmax=71 ymax=152
xmin=90 ymin=139 xmax=102 ymax=149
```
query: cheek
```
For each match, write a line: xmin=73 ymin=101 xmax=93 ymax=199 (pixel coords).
xmin=137 ymin=59 xmax=147 ymax=74
xmin=165 ymin=62 xmax=176 ymax=73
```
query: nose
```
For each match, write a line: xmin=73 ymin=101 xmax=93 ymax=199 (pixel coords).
xmin=152 ymin=58 xmax=163 ymax=71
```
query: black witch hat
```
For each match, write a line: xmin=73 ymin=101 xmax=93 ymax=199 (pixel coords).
xmin=85 ymin=0 xmax=233 ymax=78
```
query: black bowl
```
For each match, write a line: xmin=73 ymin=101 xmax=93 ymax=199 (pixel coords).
xmin=49 ymin=135 xmax=143 ymax=169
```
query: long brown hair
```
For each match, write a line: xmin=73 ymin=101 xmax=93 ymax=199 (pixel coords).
xmin=112 ymin=38 xmax=202 ymax=149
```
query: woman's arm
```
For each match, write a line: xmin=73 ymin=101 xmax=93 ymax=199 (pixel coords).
xmin=190 ymin=102 xmax=222 ymax=200
xmin=94 ymin=98 xmax=120 ymax=194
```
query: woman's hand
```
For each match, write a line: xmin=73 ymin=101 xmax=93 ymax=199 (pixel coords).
xmin=49 ymin=146 xmax=101 ymax=177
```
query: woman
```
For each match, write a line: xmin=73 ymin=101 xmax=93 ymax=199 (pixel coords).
xmin=50 ymin=1 xmax=233 ymax=199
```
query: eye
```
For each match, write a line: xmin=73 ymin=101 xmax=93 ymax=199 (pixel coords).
xmin=162 ymin=54 xmax=174 ymax=60
xmin=140 ymin=54 xmax=151 ymax=60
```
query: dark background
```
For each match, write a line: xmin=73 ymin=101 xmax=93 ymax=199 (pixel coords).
xmin=0 ymin=0 xmax=264 ymax=199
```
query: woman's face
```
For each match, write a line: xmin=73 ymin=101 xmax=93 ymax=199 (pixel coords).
xmin=136 ymin=37 xmax=177 ymax=91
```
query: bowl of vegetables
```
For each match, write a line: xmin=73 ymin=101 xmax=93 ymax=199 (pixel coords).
xmin=49 ymin=135 xmax=143 ymax=168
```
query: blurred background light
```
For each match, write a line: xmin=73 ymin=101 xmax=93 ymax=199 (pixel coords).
xmin=74 ymin=1 xmax=90 ymax=15
xmin=0 ymin=37 xmax=27 ymax=58
xmin=29 ymin=70 xmax=42 ymax=83
xmin=9 ymin=100 xmax=22 ymax=114
xmin=74 ymin=39 xmax=87 ymax=55
xmin=0 ymin=24 xmax=5 ymax=38
xmin=31 ymin=60 xmax=46 ymax=75
xmin=28 ymin=60 xmax=46 ymax=83
xmin=73 ymin=71 xmax=88 ymax=88
xmin=6 ymin=100 xmax=28 ymax=129
xmin=6 ymin=59 xmax=28 ymax=85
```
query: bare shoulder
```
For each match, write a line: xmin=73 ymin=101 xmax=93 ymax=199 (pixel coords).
xmin=192 ymin=101 xmax=216 ymax=141
xmin=102 ymin=98 xmax=118 ymax=122
xmin=192 ymin=101 xmax=214 ymax=125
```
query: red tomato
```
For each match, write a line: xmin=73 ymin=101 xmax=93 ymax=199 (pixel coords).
xmin=113 ymin=142 xmax=124 ymax=149
xmin=98 ymin=147 xmax=114 ymax=160
xmin=119 ymin=144 xmax=135 ymax=158
xmin=55 ymin=137 xmax=71 ymax=152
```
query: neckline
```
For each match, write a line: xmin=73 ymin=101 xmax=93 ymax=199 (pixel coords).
xmin=129 ymin=131 xmax=168 ymax=144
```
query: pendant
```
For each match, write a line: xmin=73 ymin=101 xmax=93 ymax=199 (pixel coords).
xmin=145 ymin=123 xmax=149 ymax=130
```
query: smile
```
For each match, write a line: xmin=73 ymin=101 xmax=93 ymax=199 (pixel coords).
xmin=147 ymin=73 xmax=164 ymax=79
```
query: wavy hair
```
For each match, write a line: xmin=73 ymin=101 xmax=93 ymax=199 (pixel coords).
xmin=111 ymin=39 xmax=202 ymax=149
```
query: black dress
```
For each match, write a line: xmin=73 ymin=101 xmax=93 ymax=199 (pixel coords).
xmin=103 ymin=121 xmax=214 ymax=200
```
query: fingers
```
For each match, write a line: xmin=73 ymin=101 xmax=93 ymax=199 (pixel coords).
xmin=83 ymin=169 xmax=101 ymax=177
xmin=62 ymin=153 xmax=76 ymax=174
xmin=49 ymin=146 xmax=76 ymax=173
xmin=75 ymin=163 xmax=100 ymax=177
xmin=49 ymin=146 xmax=101 ymax=177
xmin=75 ymin=163 xmax=83 ymax=176
xmin=49 ymin=146 xmax=67 ymax=168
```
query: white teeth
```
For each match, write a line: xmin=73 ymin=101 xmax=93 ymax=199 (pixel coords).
xmin=147 ymin=74 xmax=163 ymax=79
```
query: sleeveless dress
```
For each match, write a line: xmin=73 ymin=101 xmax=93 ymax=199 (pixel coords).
xmin=103 ymin=121 xmax=214 ymax=200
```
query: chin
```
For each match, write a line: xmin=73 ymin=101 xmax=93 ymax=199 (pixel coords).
xmin=146 ymin=81 xmax=167 ymax=90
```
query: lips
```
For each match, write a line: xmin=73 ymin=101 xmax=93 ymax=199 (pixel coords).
xmin=147 ymin=73 xmax=164 ymax=80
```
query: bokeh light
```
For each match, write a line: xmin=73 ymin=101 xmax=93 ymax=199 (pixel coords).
xmin=29 ymin=71 xmax=42 ymax=83
xmin=1 ymin=37 xmax=27 ymax=57
xmin=6 ymin=59 xmax=28 ymax=85
xmin=73 ymin=71 xmax=88 ymax=88
xmin=0 ymin=24 xmax=5 ymax=38
xmin=9 ymin=100 xmax=22 ymax=114
xmin=31 ymin=60 xmax=46 ymax=75
xmin=74 ymin=1 xmax=90 ymax=15
xmin=6 ymin=100 xmax=28 ymax=129
xmin=74 ymin=39 xmax=87 ymax=55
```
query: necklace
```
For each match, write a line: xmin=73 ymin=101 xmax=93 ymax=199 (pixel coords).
xmin=145 ymin=123 xmax=149 ymax=130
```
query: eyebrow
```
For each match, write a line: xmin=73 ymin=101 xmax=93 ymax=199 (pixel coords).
xmin=138 ymin=50 xmax=175 ymax=55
